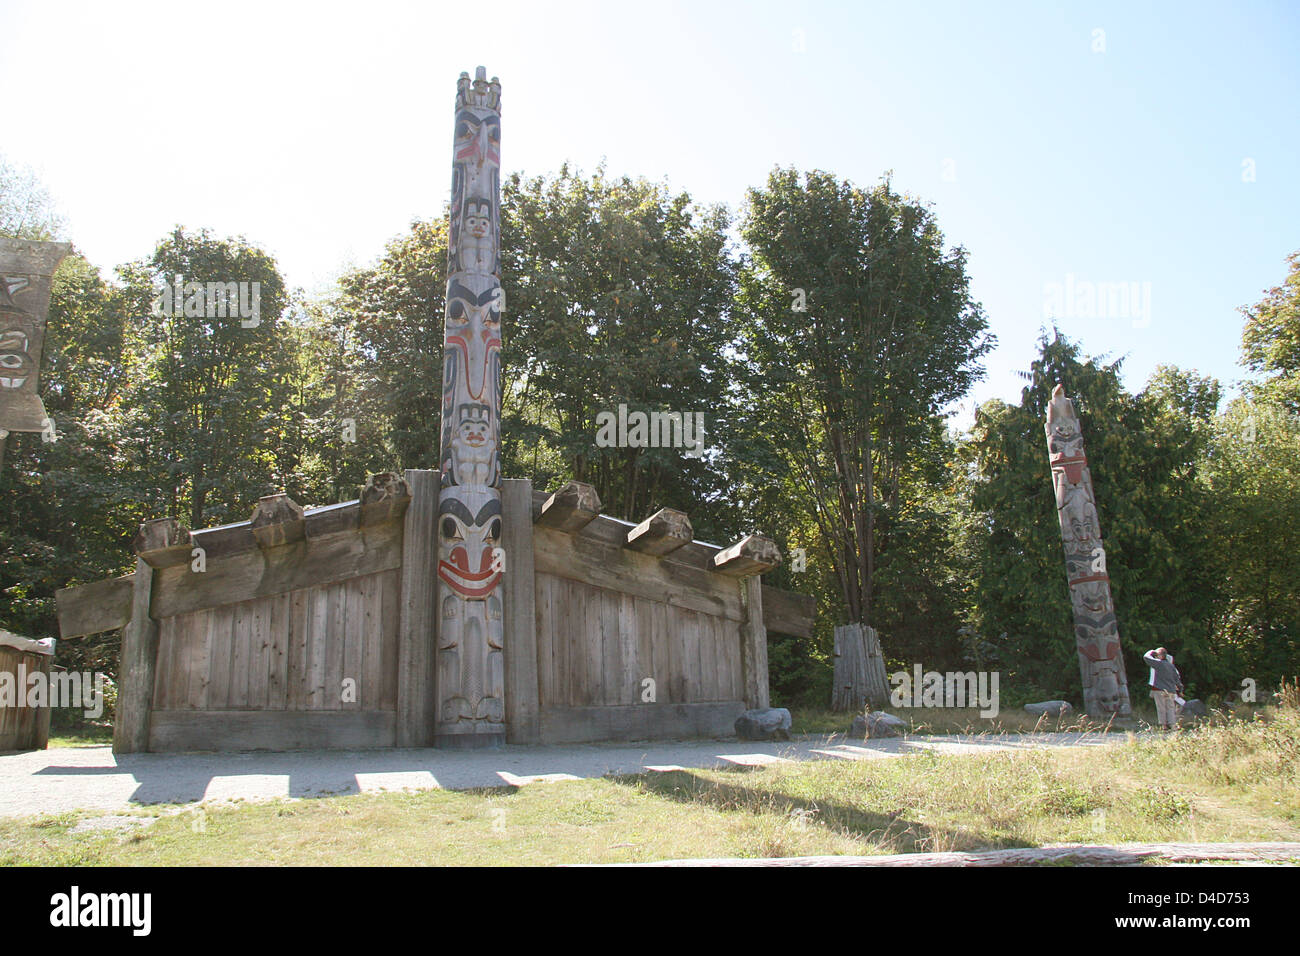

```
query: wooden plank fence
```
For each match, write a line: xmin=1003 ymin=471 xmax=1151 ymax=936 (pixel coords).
xmin=55 ymin=473 xmax=813 ymax=753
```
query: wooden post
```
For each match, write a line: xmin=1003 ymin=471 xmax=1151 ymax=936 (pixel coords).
xmin=502 ymin=478 xmax=539 ymax=743
xmin=397 ymin=469 xmax=438 ymax=747
xmin=741 ymin=576 xmax=770 ymax=709
xmin=113 ymin=520 xmax=169 ymax=753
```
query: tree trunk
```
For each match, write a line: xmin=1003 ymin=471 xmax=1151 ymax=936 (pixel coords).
xmin=832 ymin=623 xmax=890 ymax=711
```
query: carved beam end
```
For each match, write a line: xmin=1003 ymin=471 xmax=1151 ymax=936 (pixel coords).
xmin=713 ymin=533 xmax=781 ymax=577
xmin=134 ymin=518 xmax=194 ymax=568
xmin=250 ymin=493 xmax=307 ymax=549
xmin=626 ymin=508 xmax=693 ymax=556
xmin=536 ymin=480 xmax=602 ymax=534
xmin=359 ymin=472 xmax=412 ymax=526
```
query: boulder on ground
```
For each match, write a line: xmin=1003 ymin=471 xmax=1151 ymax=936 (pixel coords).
xmin=851 ymin=711 xmax=907 ymax=738
xmin=735 ymin=707 xmax=792 ymax=741
xmin=1024 ymin=700 xmax=1073 ymax=717
xmin=1180 ymin=698 xmax=1208 ymax=719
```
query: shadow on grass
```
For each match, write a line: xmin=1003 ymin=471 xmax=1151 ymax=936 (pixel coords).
xmin=608 ymin=768 xmax=1036 ymax=856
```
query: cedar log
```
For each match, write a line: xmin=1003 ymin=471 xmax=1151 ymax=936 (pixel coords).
xmin=625 ymin=508 xmax=693 ymax=556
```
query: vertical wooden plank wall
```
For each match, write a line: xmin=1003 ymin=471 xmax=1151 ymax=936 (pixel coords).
xmin=0 ymin=645 xmax=53 ymax=751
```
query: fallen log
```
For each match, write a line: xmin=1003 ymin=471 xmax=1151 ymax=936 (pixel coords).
xmin=608 ymin=842 xmax=1300 ymax=867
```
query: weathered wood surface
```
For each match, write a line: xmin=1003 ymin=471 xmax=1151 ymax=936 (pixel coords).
xmin=831 ymin=622 xmax=890 ymax=711
xmin=359 ymin=471 xmax=412 ymax=527
xmin=538 ymin=702 xmax=745 ymax=745
xmin=151 ymin=519 xmax=404 ymax=620
xmin=151 ymin=570 xmax=400 ymax=714
xmin=536 ymin=480 xmax=602 ymax=533
xmin=534 ymin=570 xmax=744 ymax=713
xmin=761 ymin=585 xmax=815 ymax=638
xmin=147 ymin=710 xmax=396 ymax=752
xmin=250 ymin=493 xmax=306 ymax=549
xmin=528 ymin=488 xmax=771 ymax=578
xmin=625 ymin=508 xmax=693 ymax=556
xmin=113 ymin=556 xmax=159 ymax=753
xmin=0 ymin=645 xmax=53 ymax=751
xmin=713 ymin=534 xmax=781 ymax=576
xmin=396 ymin=469 xmax=436 ymax=747
xmin=55 ymin=572 xmax=136 ymax=638
xmin=617 ymin=842 xmax=1300 ymax=867
xmin=134 ymin=518 xmax=193 ymax=569
xmin=534 ymin=526 xmax=744 ymax=622
xmin=740 ymin=576 xmax=770 ymax=709
xmin=502 ymin=478 xmax=540 ymax=744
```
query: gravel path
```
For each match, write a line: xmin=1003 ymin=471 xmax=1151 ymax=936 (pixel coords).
xmin=0 ymin=731 xmax=1121 ymax=819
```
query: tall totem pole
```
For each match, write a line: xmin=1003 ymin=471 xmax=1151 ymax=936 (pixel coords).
xmin=435 ymin=67 xmax=505 ymax=748
xmin=1044 ymin=384 xmax=1132 ymax=717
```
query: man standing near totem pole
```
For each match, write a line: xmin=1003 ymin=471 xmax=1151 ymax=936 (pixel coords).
xmin=1143 ymin=647 xmax=1184 ymax=731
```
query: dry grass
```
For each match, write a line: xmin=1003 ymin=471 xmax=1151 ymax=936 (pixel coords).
xmin=3 ymin=700 xmax=1295 ymax=866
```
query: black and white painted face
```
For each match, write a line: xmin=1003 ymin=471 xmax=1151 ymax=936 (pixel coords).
xmin=464 ymin=201 xmax=492 ymax=239
xmin=437 ymin=486 xmax=503 ymax=600
xmin=0 ymin=328 xmax=32 ymax=390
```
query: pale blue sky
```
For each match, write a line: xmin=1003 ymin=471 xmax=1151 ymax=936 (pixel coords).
xmin=2 ymin=0 xmax=1297 ymax=421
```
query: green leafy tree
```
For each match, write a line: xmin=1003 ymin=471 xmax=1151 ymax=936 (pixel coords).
xmin=501 ymin=165 xmax=737 ymax=527
xmin=1240 ymin=251 xmax=1300 ymax=412
xmin=1199 ymin=398 xmax=1300 ymax=688
xmin=733 ymin=168 xmax=992 ymax=647
xmin=0 ymin=153 xmax=63 ymax=240
xmin=116 ymin=228 xmax=293 ymax=528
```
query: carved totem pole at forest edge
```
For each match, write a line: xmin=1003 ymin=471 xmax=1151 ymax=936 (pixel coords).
xmin=435 ymin=67 xmax=506 ymax=747
xmin=1044 ymin=383 xmax=1132 ymax=717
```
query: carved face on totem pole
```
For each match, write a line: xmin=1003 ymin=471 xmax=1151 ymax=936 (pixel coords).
xmin=446 ymin=402 xmax=498 ymax=486
xmin=436 ymin=68 xmax=505 ymax=745
xmin=0 ymin=326 xmax=33 ymax=391
xmin=442 ymin=273 xmax=502 ymax=414
xmin=448 ymin=97 xmax=500 ymax=276
xmin=1 ymin=242 xmax=71 ymax=434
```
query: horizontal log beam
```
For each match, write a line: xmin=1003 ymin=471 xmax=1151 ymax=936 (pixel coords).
xmin=534 ymin=527 xmax=744 ymax=622
xmin=616 ymin=842 xmax=1300 ymax=867
xmin=625 ymin=508 xmax=693 ymax=556
xmin=713 ymin=534 xmax=781 ymax=577
xmin=147 ymin=709 xmax=397 ymax=752
xmin=761 ymin=584 xmax=816 ymax=638
xmin=536 ymin=480 xmax=602 ymax=533
xmin=56 ymin=572 xmax=136 ymax=638
xmin=538 ymin=702 xmax=745 ymax=745
xmin=151 ymin=520 xmax=404 ymax=620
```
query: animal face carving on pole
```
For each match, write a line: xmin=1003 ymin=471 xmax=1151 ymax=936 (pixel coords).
xmin=436 ymin=67 xmax=506 ymax=748
xmin=1044 ymin=384 xmax=1132 ymax=717
xmin=0 ymin=240 xmax=71 ymax=435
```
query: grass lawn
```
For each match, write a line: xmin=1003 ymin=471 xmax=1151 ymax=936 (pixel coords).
xmin=3 ymin=704 xmax=1296 ymax=866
